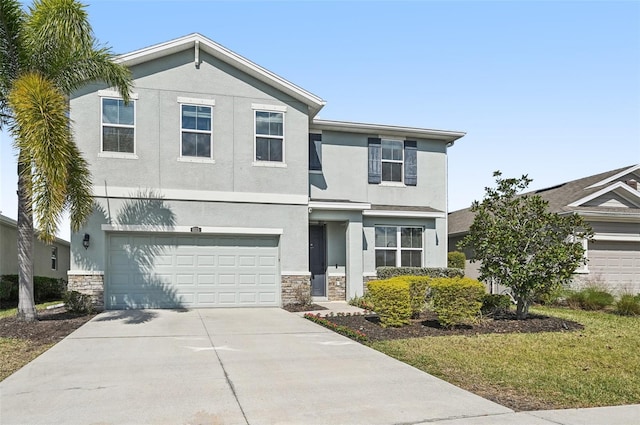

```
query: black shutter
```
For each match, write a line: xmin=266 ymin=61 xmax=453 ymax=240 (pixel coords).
xmin=368 ymin=137 xmax=381 ymax=184
xmin=404 ymin=140 xmax=417 ymax=186
xmin=309 ymin=133 xmax=322 ymax=171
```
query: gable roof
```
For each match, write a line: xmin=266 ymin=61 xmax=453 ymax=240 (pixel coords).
xmin=116 ymin=33 xmax=326 ymax=117
xmin=448 ymin=165 xmax=640 ymax=236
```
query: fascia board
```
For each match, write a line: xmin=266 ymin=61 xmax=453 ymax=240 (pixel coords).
xmin=310 ymin=119 xmax=466 ymax=142
xmin=362 ymin=210 xmax=446 ymax=219
xmin=116 ymin=33 xmax=326 ymax=115
xmin=568 ymin=182 xmax=640 ymax=207
xmin=308 ymin=201 xmax=371 ymax=211
xmin=585 ymin=164 xmax=640 ymax=189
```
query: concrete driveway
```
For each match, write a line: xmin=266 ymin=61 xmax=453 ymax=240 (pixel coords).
xmin=2 ymin=308 xmax=637 ymax=425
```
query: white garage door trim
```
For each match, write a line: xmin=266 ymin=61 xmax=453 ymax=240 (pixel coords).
xmin=106 ymin=233 xmax=281 ymax=309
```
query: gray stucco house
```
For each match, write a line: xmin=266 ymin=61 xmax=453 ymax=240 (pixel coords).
xmin=68 ymin=33 xmax=465 ymax=309
xmin=0 ymin=214 xmax=70 ymax=280
xmin=448 ymin=165 xmax=640 ymax=295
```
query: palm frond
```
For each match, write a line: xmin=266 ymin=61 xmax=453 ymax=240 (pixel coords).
xmin=9 ymin=72 xmax=73 ymax=243
xmin=64 ymin=141 xmax=94 ymax=231
xmin=0 ymin=0 xmax=27 ymax=128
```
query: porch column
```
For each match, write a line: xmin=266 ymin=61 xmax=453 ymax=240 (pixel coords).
xmin=345 ymin=218 xmax=363 ymax=299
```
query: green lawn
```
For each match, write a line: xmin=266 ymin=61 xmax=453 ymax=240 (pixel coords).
xmin=0 ymin=300 xmax=63 ymax=319
xmin=371 ymin=307 xmax=640 ymax=410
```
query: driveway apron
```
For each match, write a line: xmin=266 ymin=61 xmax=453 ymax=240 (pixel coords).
xmin=1 ymin=308 xmax=511 ymax=425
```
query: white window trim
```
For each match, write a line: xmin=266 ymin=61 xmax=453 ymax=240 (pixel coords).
xmin=100 ymin=97 xmax=137 ymax=157
xmin=374 ymin=226 xmax=424 ymax=267
xmin=253 ymin=109 xmax=286 ymax=164
xmin=178 ymin=102 xmax=214 ymax=160
xmin=381 ymin=139 xmax=404 ymax=184
xmin=251 ymin=103 xmax=287 ymax=112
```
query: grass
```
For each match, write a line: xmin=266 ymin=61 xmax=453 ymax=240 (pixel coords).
xmin=370 ymin=306 xmax=640 ymax=410
xmin=0 ymin=300 xmax=63 ymax=381
xmin=0 ymin=300 xmax=64 ymax=319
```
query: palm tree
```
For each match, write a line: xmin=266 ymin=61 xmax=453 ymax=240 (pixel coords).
xmin=0 ymin=0 xmax=132 ymax=321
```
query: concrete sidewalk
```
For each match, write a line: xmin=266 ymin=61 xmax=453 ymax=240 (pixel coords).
xmin=0 ymin=308 xmax=638 ymax=425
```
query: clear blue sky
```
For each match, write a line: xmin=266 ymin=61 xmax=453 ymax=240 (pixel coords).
xmin=1 ymin=0 xmax=639 ymax=241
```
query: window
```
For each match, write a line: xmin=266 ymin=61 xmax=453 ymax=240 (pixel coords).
xmin=368 ymin=138 xmax=417 ymax=185
xmin=375 ymin=226 xmax=423 ymax=267
xmin=255 ymin=111 xmax=284 ymax=162
xmin=51 ymin=247 xmax=58 ymax=270
xmin=381 ymin=139 xmax=403 ymax=182
xmin=309 ymin=133 xmax=322 ymax=171
xmin=181 ymin=104 xmax=212 ymax=158
xmin=102 ymin=98 xmax=135 ymax=153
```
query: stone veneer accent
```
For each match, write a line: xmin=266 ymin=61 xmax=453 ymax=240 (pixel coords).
xmin=67 ymin=272 xmax=105 ymax=311
xmin=363 ymin=275 xmax=379 ymax=294
xmin=281 ymin=274 xmax=311 ymax=305
xmin=328 ymin=275 xmax=346 ymax=301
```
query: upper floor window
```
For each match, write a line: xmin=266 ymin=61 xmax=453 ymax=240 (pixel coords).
xmin=381 ymin=139 xmax=403 ymax=182
xmin=102 ymin=98 xmax=135 ymax=153
xmin=375 ymin=226 xmax=423 ymax=267
xmin=309 ymin=133 xmax=322 ymax=171
xmin=368 ymin=138 xmax=417 ymax=186
xmin=255 ymin=111 xmax=284 ymax=162
xmin=181 ymin=104 xmax=212 ymax=158
xmin=51 ymin=246 xmax=58 ymax=270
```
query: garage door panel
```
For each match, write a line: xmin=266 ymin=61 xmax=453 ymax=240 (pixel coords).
xmin=106 ymin=234 xmax=280 ymax=308
xmin=588 ymin=241 xmax=640 ymax=290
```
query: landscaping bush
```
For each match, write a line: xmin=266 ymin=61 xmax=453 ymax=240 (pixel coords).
xmin=566 ymin=287 xmax=614 ymax=311
xmin=0 ymin=275 xmax=66 ymax=303
xmin=615 ymin=294 xmax=640 ymax=316
xmin=429 ymin=277 xmax=485 ymax=328
xmin=383 ymin=276 xmax=430 ymax=318
xmin=367 ymin=279 xmax=412 ymax=327
xmin=447 ymin=251 xmax=466 ymax=270
xmin=63 ymin=291 xmax=93 ymax=314
xmin=349 ymin=293 xmax=375 ymax=311
xmin=377 ymin=267 xmax=463 ymax=280
xmin=481 ymin=293 xmax=512 ymax=316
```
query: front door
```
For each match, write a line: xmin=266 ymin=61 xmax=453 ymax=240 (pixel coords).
xmin=309 ymin=225 xmax=326 ymax=297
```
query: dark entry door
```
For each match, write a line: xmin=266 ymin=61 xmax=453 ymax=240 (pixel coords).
xmin=309 ymin=225 xmax=326 ymax=297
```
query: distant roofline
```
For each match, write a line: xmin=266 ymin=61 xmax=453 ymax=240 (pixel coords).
xmin=0 ymin=214 xmax=70 ymax=245
xmin=311 ymin=119 xmax=466 ymax=143
xmin=116 ymin=33 xmax=326 ymax=117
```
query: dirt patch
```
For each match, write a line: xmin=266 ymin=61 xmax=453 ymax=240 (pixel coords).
xmin=322 ymin=311 xmax=583 ymax=341
xmin=0 ymin=307 xmax=96 ymax=344
xmin=282 ymin=303 xmax=328 ymax=312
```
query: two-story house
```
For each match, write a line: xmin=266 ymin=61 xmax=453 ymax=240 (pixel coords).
xmin=68 ymin=34 xmax=465 ymax=309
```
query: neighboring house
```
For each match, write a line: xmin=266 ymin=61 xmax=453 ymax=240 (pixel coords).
xmin=448 ymin=165 xmax=640 ymax=295
xmin=0 ymin=214 xmax=70 ymax=280
xmin=68 ymin=33 xmax=465 ymax=310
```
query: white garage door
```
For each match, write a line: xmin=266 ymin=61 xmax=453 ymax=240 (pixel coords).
xmin=106 ymin=234 xmax=280 ymax=309
xmin=589 ymin=241 xmax=640 ymax=292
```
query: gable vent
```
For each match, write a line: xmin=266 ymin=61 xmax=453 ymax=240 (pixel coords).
xmin=625 ymin=179 xmax=638 ymax=190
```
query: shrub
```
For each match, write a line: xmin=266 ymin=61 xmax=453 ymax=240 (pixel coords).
xmin=0 ymin=275 xmax=66 ymax=303
xmin=615 ymin=294 xmax=640 ymax=316
xmin=429 ymin=277 xmax=485 ymax=328
xmin=381 ymin=276 xmax=430 ymax=318
xmin=376 ymin=267 xmax=463 ymax=280
xmin=349 ymin=293 xmax=375 ymax=311
xmin=447 ymin=251 xmax=466 ymax=270
xmin=367 ymin=279 xmax=412 ymax=327
xmin=567 ymin=287 xmax=614 ymax=311
xmin=481 ymin=294 xmax=512 ymax=316
xmin=63 ymin=291 xmax=93 ymax=314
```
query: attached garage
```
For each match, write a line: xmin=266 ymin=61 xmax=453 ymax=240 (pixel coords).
xmin=105 ymin=233 xmax=280 ymax=309
xmin=588 ymin=241 xmax=640 ymax=292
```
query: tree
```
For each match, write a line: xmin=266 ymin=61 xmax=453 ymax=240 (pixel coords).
xmin=458 ymin=171 xmax=593 ymax=319
xmin=0 ymin=0 xmax=132 ymax=321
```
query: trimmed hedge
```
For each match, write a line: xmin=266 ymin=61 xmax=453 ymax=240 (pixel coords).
xmin=429 ymin=277 xmax=486 ymax=328
xmin=0 ymin=275 xmax=66 ymax=304
xmin=367 ymin=279 xmax=412 ymax=327
xmin=481 ymin=293 xmax=512 ymax=316
xmin=447 ymin=251 xmax=466 ymax=270
xmin=383 ymin=276 xmax=430 ymax=318
xmin=377 ymin=267 xmax=464 ymax=280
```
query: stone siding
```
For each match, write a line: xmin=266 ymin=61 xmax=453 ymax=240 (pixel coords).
xmin=328 ymin=275 xmax=346 ymax=301
xmin=363 ymin=275 xmax=379 ymax=294
xmin=281 ymin=274 xmax=311 ymax=306
xmin=67 ymin=273 xmax=105 ymax=311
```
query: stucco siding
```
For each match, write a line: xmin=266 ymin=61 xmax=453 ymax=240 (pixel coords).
xmin=310 ymin=131 xmax=447 ymax=210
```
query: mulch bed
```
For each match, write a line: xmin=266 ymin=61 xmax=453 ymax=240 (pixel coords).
xmin=321 ymin=311 xmax=583 ymax=341
xmin=0 ymin=306 xmax=96 ymax=344
xmin=282 ymin=303 xmax=328 ymax=312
